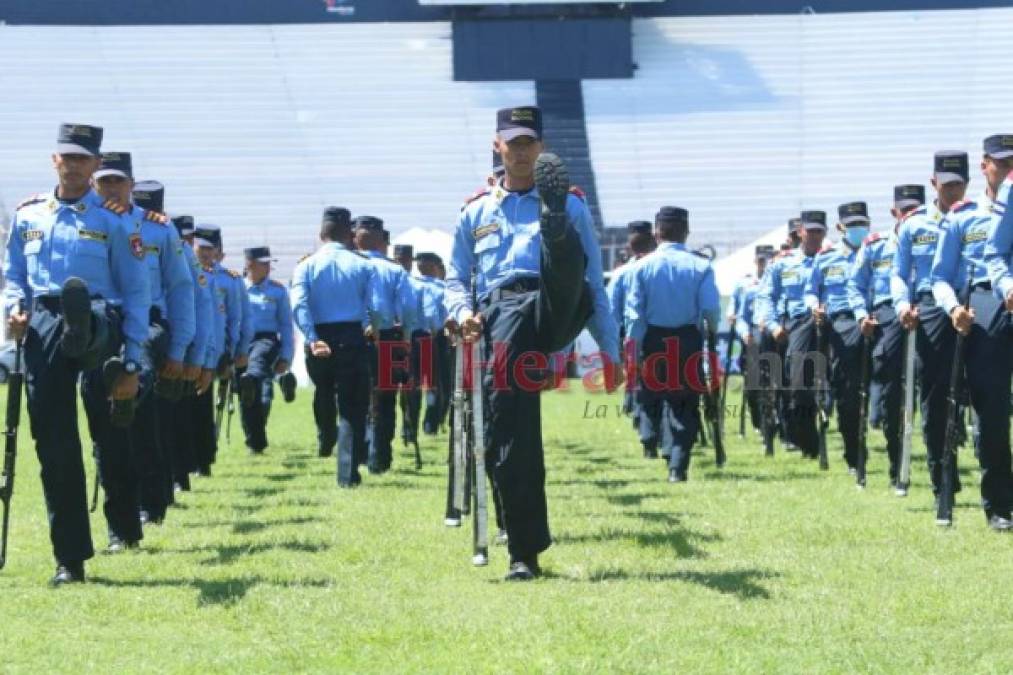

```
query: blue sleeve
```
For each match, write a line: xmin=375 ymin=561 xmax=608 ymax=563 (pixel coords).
xmin=364 ymin=264 xmax=381 ymax=329
xmin=985 ymin=186 xmax=1013 ymax=299
xmin=571 ymin=197 xmax=620 ymax=363
xmin=160 ymin=227 xmax=196 ymax=362
xmin=625 ymin=264 xmax=647 ymax=346
xmin=291 ymin=261 xmax=316 ymax=344
xmin=185 ymin=267 xmax=212 ymax=367
xmin=890 ymin=223 xmax=913 ymax=310
xmin=445 ymin=210 xmax=476 ymax=323
xmin=846 ymin=277 xmax=868 ymax=320
xmin=276 ymin=285 xmax=294 ymax=364
xmin=803 ymin=258 xmax=823 ymax=310
xmin=397 ymin=270 xmax=417 ymax=335
xmin=221 ymin=272 xmax=241 ymax=358
xmin=605 ymin=271 xmax=624 ymax=330
xmin=699 ymin=265 xmax=721 ymax=330
xmin=237 ymin=282 xmax=254 ymax=357
xmin=758 ymin=261 xmax=781 ymax=333
xmin=3 ymin=212 xmax=30 ymax=314
xmin=851 ymin=244 xmax=872 ymax=307
xmin=109 ymin=217 xmax=151 ymax=363
xmin=930 ymin=220 xmax=961 ymax=314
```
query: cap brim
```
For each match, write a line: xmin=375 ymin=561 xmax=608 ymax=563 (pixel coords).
xmin=250 ymin=256 xmax=274 ymax=263
xmin=195 ymin=238 xmax=215 ymax=248
xmin=894 ymin=198 xmax=921 ymax=210
xmin=803 ymin=222 xmax=827 ymax=231
xmin=56 ymin=143 xmax=98 ymax=156
xmin=987 ymin=150 xmax=1013 ymax=160
xmin=178 ymin=229 xmax=196 ymax=236
xmin=934 ymin=172 xmax=967 ymax=185
xmin=93 ymin=168 xmax=129 ymax=180
xmin=498 ymin=127 xmax=540 ymax=142
xmin=840 ymin=215 xmax=870 ymax=226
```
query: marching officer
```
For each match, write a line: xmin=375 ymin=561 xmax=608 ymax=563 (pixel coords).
xmin=930 ymin=135 xmax=1013 ymax=530
xmin=756 ymin=212 xmax=826 ymax=459
xmin=166 ymin=215 xmax=215 ymax=493
xmin=805 ymin=202 xmax=871 ymax=475
xmin=891 ymin=152 xmax=967 ymax=505
xmin=606 ymin=220 xmax=656 ymax=448
xmin=734 ymin=244 xmax=774 ymax=434
xmin=852 ymin=185 xmax=924 ymax=493
xmin=3 ymin=123 xmax=151 ymax=584
xmin=416 ymin=252 xmax=450 ymax=436
xmin=292 ymin=207 xmax=378 ymax=485
xmin=625 ymin=207 xmax=721 ymax=483
xmin=352 ymin=216 xmax=415 ymax=472
xmin=445 ymin=106 xmax=620 ymax=580
xmin=239 ymin=246 xmax=294 ymax=454
xmin=393 ymin=244 xmax=426 ymax=449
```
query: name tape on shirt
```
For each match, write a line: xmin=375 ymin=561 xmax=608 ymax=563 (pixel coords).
xmin=474 ymin=222 xmax=500 ymax=240
xmin=79 ymin=229 xmax=108 ymax=243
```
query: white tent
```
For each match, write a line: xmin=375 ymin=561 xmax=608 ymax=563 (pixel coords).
xmin=711 ymin=226 xmax=787 ymax=297
xmin=391 ymin=228 xmax=454 ymax=274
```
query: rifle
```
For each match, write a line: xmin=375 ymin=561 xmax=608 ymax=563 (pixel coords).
xmin=719 ymin=321 xmax=736 ymax=436
xmin=1 ymin=304 xmax=25 ymax=569
xmin=814 ymin=318 xmax=830 ymax=471
xmin=738 ymin=373 xmax=747 ymax=438
xmin=759 ymin=333 xmax=778 ymax=456
xmin=856 ymin=333 xmax=872 ymax=489
xmin=468 ymin=269 xmax=489 ymax=566
xmin=450 ymin=335 xmax=468 ymax=516
xmin=226 ymin=373 xmax=236 ymax=445
xmin=89 ymin=462 xmax=100 ymax=513
xmin=937 ymin=272 xmax=973 ymax=526
xmin=897 ymin=329 xmax=917 ymax=495
xmin=702 ymin=319 xmax=726 ymax=468
xmin=214 ymin=372 xmax=231 ymax=445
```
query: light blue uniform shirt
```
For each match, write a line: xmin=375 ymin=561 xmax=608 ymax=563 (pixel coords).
xmin=984 ymin=173 xmax=1013 ymax=300
xmin=625 ymin=242 xmax=721 ymax=344
xmin=3 ymin=189 xmax=151 ymax=362
xmin=290 ymin=242 xmax=378 ymax=344
xmin=851 ymin=231 xmax=897 ymax=310
xmin=890 ymin=202 xmax=946 ymax=312
xmin=804 ymin=241 xmax=867 ymax=320
xmin=246 ymin=276 xmax=294 ymax=363
xmin=362 ymin=250 xmax=416 ymax=333
xmin=210 ymin=263 xmax=244 ymax=359
xmin=730 ymin=272 xmax=760 ymax=335
xmin=204 ymin=263 xmax=228 ymax=369
xmin=418 ymin=275 xmax=448 ymax=333
xmin=931 ymin=192 xmax=1002 ymax=314
xmin=606 ymin=257 xmax=642 ymax=338
xmin=445 ymin=183 xmax=619 ymax=363
xmin=134 ymin=207 xmax=195 ymax=362
xmin=181 ymin=246 xmax=213 ymax=368
xmin=756 ymin=249 xmax=817 ymax=332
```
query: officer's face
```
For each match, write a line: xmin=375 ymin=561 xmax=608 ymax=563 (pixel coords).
xmin=247 ymin=260 xmax=270 ymax=283
xmin=982 ymin=156 xmax=1013 ymax=193
xmin=93 ymin=175 xmax=134 ymax=205
xmin=53 ymin=153 xmax=99 ymax=192
xmin=800 ymin=227 xmax=825 ymax=254
xmin=495 ymin=135 xmax=543 ymax=180
xmin=756 ymin=258 xmax=767 ymax=276
xmin=931 ymin=178 xmax=967 ymax=208
xmin=196 ymin=245 xmax=216 ymax=267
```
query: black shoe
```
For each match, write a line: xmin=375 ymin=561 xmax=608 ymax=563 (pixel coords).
xmin=505 ymin=560 xmax=538 ymax=581
xmin=59 ymin=277 xmax=92 ymax=358
xmin=987 ymin=514 xmax=1013 ymax=531
xmin=318 ymin=446 xmax=333 ymax=458
xmin=50 ymin=562 xmax=85 ymax=586
xmin=668 ymin=469 xmax=686 ymax=484
xmin=239 ymin=374 xmax=257 ymax=408
xmin=279 ymin=372 xmax=297 ymax=403
xmin=495 ymin=529 xmax=509 ymax=546
xmin=106 ymin=536 xmax=140 ymax=554
xmin=642 ymin=442 xmax=658 ymax=459
xmin=534 ymin=153 xmax=569 ymax=241
xmin=196 ymin=465 xmax=211 ymax=477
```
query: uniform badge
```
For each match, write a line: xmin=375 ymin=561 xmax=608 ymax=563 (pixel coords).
xmin=474 ymin=222 xmax=500 ymax=240
xmin=22 ymin=230 xmax=44 ymax=243
xmin=197 ymin=273 xmax=208 ymax=287
xmin=129 ymin=233 xmax=144 ymax=259
xmin=72 ymin=202 xmax=87 ymax=214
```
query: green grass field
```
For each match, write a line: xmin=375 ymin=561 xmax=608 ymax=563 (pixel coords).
xmin=0 ymin=382 xmax=1010 ymax=674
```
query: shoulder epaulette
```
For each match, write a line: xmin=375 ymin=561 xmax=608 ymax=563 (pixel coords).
xmin=143 ymin=209 xmax=169 ymax=224
xmin=227 ymin=268 xmax=242 ymax=279
xmin=949 ymin=199 xmax=975 ymax=214
xmin=101 ymin=199 xmax=129 ymax=216
xmin=15 ymin=194 xmax=46 ymax=211
xmin=461 ymin=186 xmax=490 ymax=210
xmin=568 ymin=185 xmax=586 ymax=201
xmin=297 ymin=253 xmax=311 ymax=264
xmin=900 ymin=205 xmax=925 ymax=223
xmin=818 ymin=244 xmax=834 ymax=254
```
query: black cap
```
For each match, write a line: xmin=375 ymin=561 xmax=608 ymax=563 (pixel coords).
xmin=838 ymin=201 xmax=869 ymax=226
xmin=244 ymin=246 xmax=274 ymax=262
xmin=934 ymin=151 xmax=969 ymax=184
xmin=57 ymin=123 xmax=103 ymax=156
xmin=492 ymin=150 xmax=504 ymax=177
xmin=382 ymin=230 xmax=391 ymax=244
xmin=132 ymin=180 xmax=164 ymax=212
xmin=352 ymin=215 xmax=384 ymax=232
xmin=655 ymin=206 xmax=688 ymax=227
xmin=984 ymin=134 xmax=1013 ymax=160
xmin=800 ymin=211 xmax=827 ymax=231
xmin=496 ymin=106 xmax=542 ymax=142
xmin=172 ymin=215 xmax=195 ymax=237
xmin=94 ymin=151 xmax=133 ymax=180
xmin=393 ymin=244 xmax=413 ymax=258
xmin=755 ymin=244 xmax=776 ymax=259
xmin=893 ymin=184 xmax=925 ymax=210
xmin=627 ymin=220 xmax=652 ymax=235
xmin=788 ymin=217 xmax=802 ymax=235
xmin=322 ymin=206 xmax=351 ymax=229
xmin=195 ymin=224 xmax=222 ymax=249
xmin=415 ymin=252 xmax=443 ymax=265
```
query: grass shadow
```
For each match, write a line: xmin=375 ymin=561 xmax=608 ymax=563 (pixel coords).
xmin=572 ymin=567 xmax=777 ymax=600
xmin=170 ymin=540 xmax=331 ymax=566
xmin=88 ymin=574 xmax=332 ymax=607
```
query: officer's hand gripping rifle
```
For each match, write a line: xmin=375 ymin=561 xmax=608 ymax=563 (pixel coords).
xmin=1 ymin=302 xmax=26 ymax=569
xmin=814 ymin=319 xmax=830 ymax=471
xmin=937 ymin=271 xmax=974 ymax=526
xmin=702 ymin=318 xmax=726 ymax=468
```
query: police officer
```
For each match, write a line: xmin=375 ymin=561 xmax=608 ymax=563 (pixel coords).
xmin=3 ymin=123 xmax=151 ymax=584
xmin=393 ymin=244 xmax=427 ymax=449
xmin=191 ymin=225 xmax=231 ymax=476
xmin=852 ymin=186 xmax=924 ymax=493
xmin=352 ymin=216 xmax=414 ymax=472
xmin=891 ymin=152 xmax=967 ymax=505
xmin=238 ymin=246 xmax=293 ymax=454
xmin=212 ymin=231 xmax=253 ymax=449
xmin=626 ymin=207 xmax=721 ymax=483
xmin=165 ymin=215 xmax=215 ymax=493
xmin=930 ymin=135 xmax=1013 ymax=530
xmin=292 ymin=207 xmax=378 ymax=486
xmin=757 ymin=212 xmax=826 ymax=459
xmin=416 ymin=252 xmax=450 ymax=436
xmin=805 ymin=202 xmax=871 ymax=475
xmin=607 ymin=220 xmax=656 ymax=449
xmin=734 ymin=244 xmax=774 ymax=435
xmin=446 ymin=106 xmax=620 ymax=580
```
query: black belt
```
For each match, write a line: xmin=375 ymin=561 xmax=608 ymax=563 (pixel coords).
xmin=33 ymin=294 xmax=103 ymax=313
xmin=487 ymin=277 xmax=540 ymax=304
xmin=829 ymin=310 xmax=855 ymax=321
xmin=315 ymin=321 xmax=361 ymax=331
xmin=872 ymin=299 xmax=893 ymax=310
xmin=254 ymin=331 xmax=277 ymax=340
xmin=149 ymin=306 xmax=163 ymax=323
xmin=915 ymin=290 xmax=935 ymax=304
xmin=972 ymin=281 xmax=993 ymax=292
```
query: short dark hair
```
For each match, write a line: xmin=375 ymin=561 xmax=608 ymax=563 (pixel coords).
xmin=657 ymin=220 xmax=688 ymax=242
xmin=321 ymin=206 xmax=351 ymax=242
xmin=628 ymin=232 xmax=655 ymax=254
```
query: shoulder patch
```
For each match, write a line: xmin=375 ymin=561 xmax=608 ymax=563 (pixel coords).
xmin=461 ymin=186 xmax=490 ymax=211
xmin=16 ymin=194 xmax=46 ymax=211
xmin=101 ymin=199 xmax=129 ymax=216
xmin=568 ymin=185 xmax=586 ymax=201
xmin=144 ymin=209 xmax=169 ymax=224
xmin=862 ymin=232 xmax=882 ymax=246
xmin=227 ymin=268 xmax=242 ymax=279
xmin=949 ymin=200 xmax=975 ymax=214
